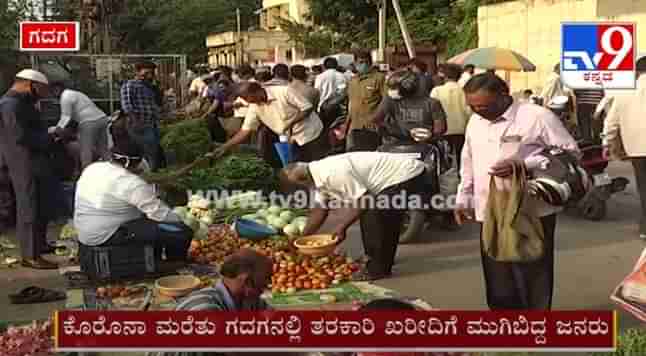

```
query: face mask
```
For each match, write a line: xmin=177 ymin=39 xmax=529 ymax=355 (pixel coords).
xmin=356 ymin=63 xmax=370 ymax=74
xmin=388 ymin=89 xmax=402 ymax=100
xmin=472 ymin=96 xmax=512 ymax=120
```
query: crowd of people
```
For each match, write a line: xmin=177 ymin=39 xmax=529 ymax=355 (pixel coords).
xmin=3 ymin=49 xmax=646 ymax=318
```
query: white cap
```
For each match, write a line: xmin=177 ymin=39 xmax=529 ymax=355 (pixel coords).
xmin=15 ymin=69 xmax=49 ymax=85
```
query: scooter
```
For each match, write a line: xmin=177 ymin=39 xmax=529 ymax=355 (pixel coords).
xmin=376 ymin=128 xmax=453 ymax=244
xmin=548 ymin=96 xmax=629 ymax=220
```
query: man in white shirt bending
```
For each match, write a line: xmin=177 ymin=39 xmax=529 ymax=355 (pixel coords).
xmin=50 ymin=82 xmax=109 ymax=170
xmin=74 ymin=139 xmax=191 ymax=260
xmin=211 ymin=81 xmax=327 ymax=163
xmin=280 ymin=152 xmax=428 ymax=281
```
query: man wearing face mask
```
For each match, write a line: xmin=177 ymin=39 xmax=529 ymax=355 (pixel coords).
xmin=209 ymin=81 xmax=326 ymax=163
xmin=345 ymin=50 xmax=387 ymax=151
xmin=376 ymin=69 xmax=447 ymax=145
xmin=454 ymin=73 xmax=579 ymax=310
xmin=74 ymin=138 xmax=191 ymax=260
xmin=0 ymin=70 xmax=62 ymax=269
xmin=120 ymin=61 xmax=163 ymax=171
xmin=156 ymin=249 xmax=271 ymax=356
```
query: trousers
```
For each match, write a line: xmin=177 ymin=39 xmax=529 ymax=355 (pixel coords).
xmin=479 ymin=214 xmax=557 ymax=310
xmin=78 ymin=117 xmax=109 ymax=169
xmin=631 ymin=158 xmax=646 ymax=235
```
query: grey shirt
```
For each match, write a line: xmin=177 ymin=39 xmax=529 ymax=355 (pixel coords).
xmin=380 ymin=95 xmax=447 ymax=144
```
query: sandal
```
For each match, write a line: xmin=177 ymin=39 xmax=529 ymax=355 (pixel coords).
xmin=8 ymin=286 xmax=66 ymax=304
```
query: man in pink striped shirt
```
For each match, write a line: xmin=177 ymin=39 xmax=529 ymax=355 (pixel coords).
xmin=454 ymin=73 xmax=579 ymax=310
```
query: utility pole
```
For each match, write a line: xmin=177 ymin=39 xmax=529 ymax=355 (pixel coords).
xmin=236 ymin=8 xmax=242 ymax=66
xmin=391 ymin=0 xmax=415 ymax=59
xmin=377 ymin=0 xmax=386 ymax=63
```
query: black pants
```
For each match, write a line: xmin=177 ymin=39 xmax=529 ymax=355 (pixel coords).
xmin=346 ymin=129 xmax=382 ymax=152
xmin=631 ymin=158 xmax=646 ymax=235
xmin=444 ymin=134 xmax=466 ymax=172
xmin=577 ymin=103 xmax=596 ymax=141
xmin=360 ymin=172 xmax=427 ymax=276
xmin=479 ymin=214 xmax=557 ymax=310
xmin=293 ymin=133 xmax=329 ymax=163
xmin=102 ymin=218 xmax=192 ymax=262
xmin=207 ymin=114 xmax=227 ymax=143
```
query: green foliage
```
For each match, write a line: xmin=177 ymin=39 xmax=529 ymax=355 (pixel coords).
xmin=160 ymin=119 xmax=212 ymax=165
xmin=591 ymin=328 xmax=646 ymax=356
xmin=174 ymin=153 xmax=277 ymax=193
xmin=111 ymin=0 xmax=260 ymax=63
xmin=0 ymin=0 xmax=31 ymax=49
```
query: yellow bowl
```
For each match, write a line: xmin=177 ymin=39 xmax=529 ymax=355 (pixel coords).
xmin=155 ymin=275 xmax=201 ymax=298
xmin=293 ymin=234 xmax=338 ymax=257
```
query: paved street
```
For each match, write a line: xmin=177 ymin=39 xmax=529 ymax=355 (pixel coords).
xmin=2 ymin=162 xmax=645 ymax=334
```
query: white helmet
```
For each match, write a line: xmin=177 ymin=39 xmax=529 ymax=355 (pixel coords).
xmin=547 ymin=95 xmax=569 ymax=111
xmin=15 ymin=69 xmax=49 ymax=85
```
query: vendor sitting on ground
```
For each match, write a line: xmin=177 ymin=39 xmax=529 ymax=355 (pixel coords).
xmin=155 ymin=249 xmax=273 ymax=356
xmin=74 ymin=139 xmax=191 ymax=261
xmin=175 ymin=248 xmax=272 ymax=311
xmin=280 ymin=152 xmax=428 ymax=281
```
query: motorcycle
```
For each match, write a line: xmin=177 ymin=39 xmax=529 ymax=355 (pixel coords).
xmin=547 ymin=96 xmax=629 ymax=220
xmin=377 ymin=128 xmax=454 ymax=244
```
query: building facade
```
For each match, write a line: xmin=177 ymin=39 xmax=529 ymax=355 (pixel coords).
xmin=206 ymin=0 xmax=309 ymax=67
xmin=478 ymin=0 xmax=646 ymax=93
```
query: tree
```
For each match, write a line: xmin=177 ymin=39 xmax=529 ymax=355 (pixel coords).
xmin=0 ymin=0 xmax=31 ymax=50
xmin=110 ymin=0 xmax=260 ymax=63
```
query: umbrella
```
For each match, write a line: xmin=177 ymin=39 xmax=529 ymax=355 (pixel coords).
xmin=448 ymin=47 xmax=536 ymax=72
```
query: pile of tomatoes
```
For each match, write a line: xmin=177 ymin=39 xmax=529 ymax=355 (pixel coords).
xmin=270 ymin=251 xmax=359 ymax=294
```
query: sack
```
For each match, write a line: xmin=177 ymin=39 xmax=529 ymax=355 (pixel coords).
xmin=482 ymin=163 xmax=545 ymax=262
xmin=439 ymin=168 xmax=460 ymax=196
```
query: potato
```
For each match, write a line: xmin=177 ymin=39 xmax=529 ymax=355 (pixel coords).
xmin=303 ymin=281 xmax=312 ymax=289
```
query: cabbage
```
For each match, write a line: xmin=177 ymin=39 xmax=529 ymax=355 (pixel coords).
xmin=292 ymin=216 xmax=308 ymax=225
xmin=200 ymin=215 xmax=214 ymax=225
xmin=196 ymin=223 xmax=209 ymax=239
xmin=256 ymin=208 xmax=269 ymax=217
xmin=270 ymin=218 xmax=289 ymax=229
xmin=265 ymin=214 xmax=281 ymax=225
xmin=252 ymin=218 xmax=267 ymax=225
xmin=279 ymin=211 xmax=294 ymax=222
xmin=267 ymin=205 xmax=282 ymax=214
xmin=294 ymin=220 xmax=307 ymax=233
xmin=242 ymin=214 xmax=258 ymax=220
xmin=283 ymin=224 xmax=300 ymax=236
xmin=184 ymin=216 xmax=199 ymax=231
xmin=173 ymin=207 xmax=188 ymax=219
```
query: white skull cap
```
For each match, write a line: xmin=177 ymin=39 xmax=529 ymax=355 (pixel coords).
xmin=15 ymin=69 xmax=49 ymax=85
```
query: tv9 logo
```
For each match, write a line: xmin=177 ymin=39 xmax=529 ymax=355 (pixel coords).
xmin=561 ymin=23 xmax=636 ymax=89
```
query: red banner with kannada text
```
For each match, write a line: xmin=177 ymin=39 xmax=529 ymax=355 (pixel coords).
xmin=55 ymin=310 xmax=616 ymax=352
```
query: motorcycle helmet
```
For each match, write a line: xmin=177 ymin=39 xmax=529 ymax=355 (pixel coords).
xmin=386 ymin=69 xmax=419 ymax=99
xmin=527 ymin=147 xmax=591 ymax=206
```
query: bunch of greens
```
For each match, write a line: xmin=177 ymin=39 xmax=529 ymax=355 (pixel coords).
xmin=590 ymin=328 xmax=646 ymax=356
xmin=153 ymin=153 xmax=277 ymax=195
xmin=160 ymin=118 xmax=211 ymax=164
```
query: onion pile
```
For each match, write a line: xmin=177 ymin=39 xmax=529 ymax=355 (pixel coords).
xmin=188 ymin=224 xmax=240 ymax=265
xmin=0 ymin=320 xmax=54 ymax=356
xmin=270 ymin=252 xmax=359 ymax=294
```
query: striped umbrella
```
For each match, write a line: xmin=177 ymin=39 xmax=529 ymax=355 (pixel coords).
xmin=448 ymin=47 xmax=536 ymax=72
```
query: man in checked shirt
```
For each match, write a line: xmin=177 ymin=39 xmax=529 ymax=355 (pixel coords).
xmin=120 ymin=61 xmax=163 ymax=171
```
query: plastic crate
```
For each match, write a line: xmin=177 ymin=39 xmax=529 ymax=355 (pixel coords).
xmin=79 ymin=242 xmax=161 ymax=281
